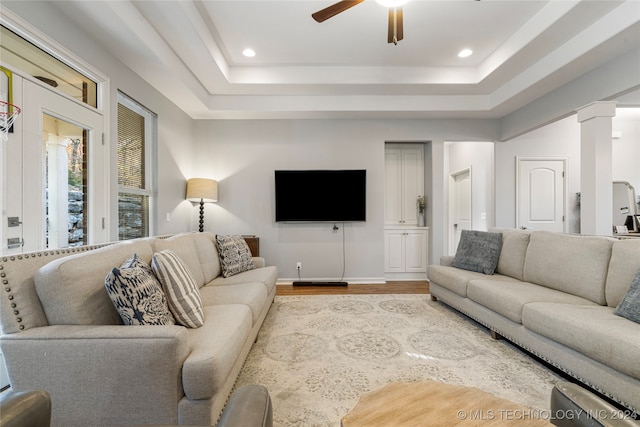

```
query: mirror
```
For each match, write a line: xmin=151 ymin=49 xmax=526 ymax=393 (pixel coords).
xmin=613 ymin=181 xmax=638 ymax=232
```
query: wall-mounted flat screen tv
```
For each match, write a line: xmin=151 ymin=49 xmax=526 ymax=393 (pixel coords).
xmin=275 ymin=169 xmax=366 ymax=222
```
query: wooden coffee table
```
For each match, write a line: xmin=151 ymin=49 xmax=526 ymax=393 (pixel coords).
xmin=341 ymin=381 xmax=552 ymax=427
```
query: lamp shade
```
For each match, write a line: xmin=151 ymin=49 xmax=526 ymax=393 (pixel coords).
xmin=186 ymin=178 xmax=218 ymax=203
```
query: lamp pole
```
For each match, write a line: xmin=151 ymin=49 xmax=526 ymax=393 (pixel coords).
xmin=198 ymin=198 xmax=205 ymax=232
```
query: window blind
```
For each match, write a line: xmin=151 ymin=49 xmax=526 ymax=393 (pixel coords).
xmin=117 ymin=103 xmax=145 ymax=189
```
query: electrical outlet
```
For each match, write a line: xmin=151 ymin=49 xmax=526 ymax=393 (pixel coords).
xmin=296 ymin=262 xmax=302 ymax=270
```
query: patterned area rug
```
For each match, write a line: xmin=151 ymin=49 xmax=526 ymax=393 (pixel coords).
xmin=234 ymin=294 xmax=561 ymax=427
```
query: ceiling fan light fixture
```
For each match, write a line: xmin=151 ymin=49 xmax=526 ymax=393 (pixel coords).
xmin=376 ymin=0 xmax=409 ymax=7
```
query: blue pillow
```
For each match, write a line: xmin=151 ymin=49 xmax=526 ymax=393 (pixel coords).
xmin=105 ymin=254 xmax=175 ymax=326
xmin=614 ymin=268 xmax=640 ymax=324
xmin=452 ymin=230 xmax=503 ymax=275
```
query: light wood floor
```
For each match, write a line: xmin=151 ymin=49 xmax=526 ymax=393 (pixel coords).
xmin=276 ymin=281 xmax=429 ymax=296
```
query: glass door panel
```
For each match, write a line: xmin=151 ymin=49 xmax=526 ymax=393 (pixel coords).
xmin=43 ymin=114 xmax=88 ymax=248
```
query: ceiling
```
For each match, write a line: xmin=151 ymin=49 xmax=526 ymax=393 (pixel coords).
xmin=53 ymin=0 xmax=640 ymax=120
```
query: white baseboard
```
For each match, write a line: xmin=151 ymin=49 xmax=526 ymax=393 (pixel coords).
xmin=384 ymin=272 xmax=429 ymax=281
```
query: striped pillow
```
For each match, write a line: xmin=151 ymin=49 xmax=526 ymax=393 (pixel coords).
xmin=152 ymin=250 xmax=204 ymax=328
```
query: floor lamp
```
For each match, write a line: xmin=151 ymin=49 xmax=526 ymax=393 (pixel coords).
xmin=186 ymin=178 xmax=218 ymax=232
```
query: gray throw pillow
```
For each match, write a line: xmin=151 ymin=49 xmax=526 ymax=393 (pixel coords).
xmin=152 ymin=250 xmax=205 ymax=328
xmin=105 ymin=254 xmax=175 ymax=326
xmin=452 ymin=230 xmax=503 ymax=275
xmin=614 ymin=268 xmax=640 ymax=324
xmin=215 ymin=235 xmax=255 ymax=278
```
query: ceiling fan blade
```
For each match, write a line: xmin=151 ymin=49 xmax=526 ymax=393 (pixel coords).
xmin=387 ymin=7 xmax=404 ymax=44
xmin=312 ymin=0 xmax=365 ymax=23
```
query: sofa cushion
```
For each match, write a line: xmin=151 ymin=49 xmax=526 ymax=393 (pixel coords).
xmin=467 ymin=280 xmax=597 ymax=324
xmin=105 ymin=254 xmax=175 ymax=326
xmin=182 ymin=304 xmax=253 ymax=400
xmin=452 ymin=230 xmax=503 ymax=275
xmin=35 ymin=240 xmax=154 ymax=325
xmin=523 ymin=231 xmax=614 ymax=305
xmin=489 ymin=227 xmax=531 ymax=281
xmin=522 ymin=302 xmax=640 ymax=379
xmin=210 ymin=266 xmax=278 ymax=296
xmin=200 ymin=282 xmax=268 ymax=326
xmin=426 ymin=265 xmax=516 ymax=297
xmin=606 ymin=238 xmax=640 ymax=307
xmin=215 ymin=235 xmax=255 ymax=278
xmin=614 ymin=268 xmax=640 ymax=324
xmin=154 ymin=234 xmax=206 ymax=287
xmin=152 ymin=250 xmax=204 ymax=328
xmin=191 ymin=232 xmax=221 ymax=283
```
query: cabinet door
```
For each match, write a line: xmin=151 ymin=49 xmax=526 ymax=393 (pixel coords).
xmin=404 ymin=230 xmax=427 ymax=272
xmin=385 ymin=145 xmax=424 ymax=226
xmin=401 ymin=147 xmax=424 ymax=226
xmin=384 ymin=230 xmax=405 ymax=272
xmin=384 ymin=148 xmax=403 ymax=225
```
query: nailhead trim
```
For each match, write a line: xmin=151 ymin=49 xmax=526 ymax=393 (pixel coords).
xmin=1 ymin=242 xmax=114 ymax=334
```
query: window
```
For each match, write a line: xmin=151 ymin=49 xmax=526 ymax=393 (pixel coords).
xmin=117 ymin=92 xmax=156 ymax=240
xmin=1 ymin=25 xmax=98 ymax=107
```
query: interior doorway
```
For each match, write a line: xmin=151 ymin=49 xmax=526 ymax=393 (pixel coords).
xmin=449 ymin=167 xmax=472 ymax=253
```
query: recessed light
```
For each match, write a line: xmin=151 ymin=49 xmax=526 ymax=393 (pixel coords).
xmin=242 ymin=48 xmax=256 ymax=58
xmin=458 ymin=49 xmax=473 ymax=58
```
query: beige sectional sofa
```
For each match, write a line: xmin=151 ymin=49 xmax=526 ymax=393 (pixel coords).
xmin=0 ymin=232 xmax=277 ymax=426
xmin=428 ymin=228 xmax=640 ymax=413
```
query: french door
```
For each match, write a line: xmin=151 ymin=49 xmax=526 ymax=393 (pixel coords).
xmin=1 ymin=79 xmax=105 ymax=254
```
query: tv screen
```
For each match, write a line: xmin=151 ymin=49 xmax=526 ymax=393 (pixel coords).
xmin=275 ymin=170 xmax=366 ymax=222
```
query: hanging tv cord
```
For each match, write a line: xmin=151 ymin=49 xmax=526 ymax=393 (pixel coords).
xmin=335 ymin=222 xmax=347 ymax=283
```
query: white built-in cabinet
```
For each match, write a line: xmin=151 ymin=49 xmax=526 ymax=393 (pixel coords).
xmin=384 ymin=227 xmax=428 ymax=273
xmin=384 ymin=144 xmax=428 ymax=279
xmin=384 ymin=145 xmax=424 ymax=226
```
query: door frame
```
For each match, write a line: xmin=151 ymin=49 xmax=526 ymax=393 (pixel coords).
xmin=1 ymin=10 xmax=109 ymax=254
xmin=19 ymin=80 xmax=106 ymax=252
xmin=515 ymin=156 xmax=567 ymax=232
xmin=448 ymin=166 xmax=472 ymax=254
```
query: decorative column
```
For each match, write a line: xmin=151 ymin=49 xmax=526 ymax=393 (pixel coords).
xmin=46 ymin=135 xmax=70 ymax=248
xmin=576 ymin=101 xmax=616 ymax=236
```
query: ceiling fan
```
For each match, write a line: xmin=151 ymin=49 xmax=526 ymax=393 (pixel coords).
xmin=312 ymin=0 xmax=405 ymax=45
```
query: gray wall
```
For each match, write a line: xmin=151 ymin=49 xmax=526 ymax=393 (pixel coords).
xmin=193 ymin=119 xmax=499 ymax=281
xmin=495 ymin=107 xmax=640 ymax=233
xmin=4 ymin=1 xmax=638 ymax=282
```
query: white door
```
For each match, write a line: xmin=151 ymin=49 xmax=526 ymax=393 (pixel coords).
xmin=401 ymin=148 xmax=423 ymax=226
xmin=384 ymin=145 xmax=424 ymax=226
xmin=2 ymin=79 xmax=105 ymax=254
xmin=384 ymin=148 xmax=403 ymax=225
xmin=517 ymin=157 xmax=566 ymax=232
xmin=384 ymin=229 xmax=405 ymax=272
xmin=450 ymin=168 xmax=472 ymax=253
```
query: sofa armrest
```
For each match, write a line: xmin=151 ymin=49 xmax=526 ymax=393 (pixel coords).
xmin=252 ymin=257 xmax=266 ymax=268
xmin=0 ymin=389 xmax=51 ymax=427
xmin=550 ymin=382 xmax=638 ymax=427
xmin=1 ymin=325 xmax=190 ymax=425
xmin=217 ymin=385 xmax=272 ymax=427
xmin=440 ymin=255 xmax=454 ymax=266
